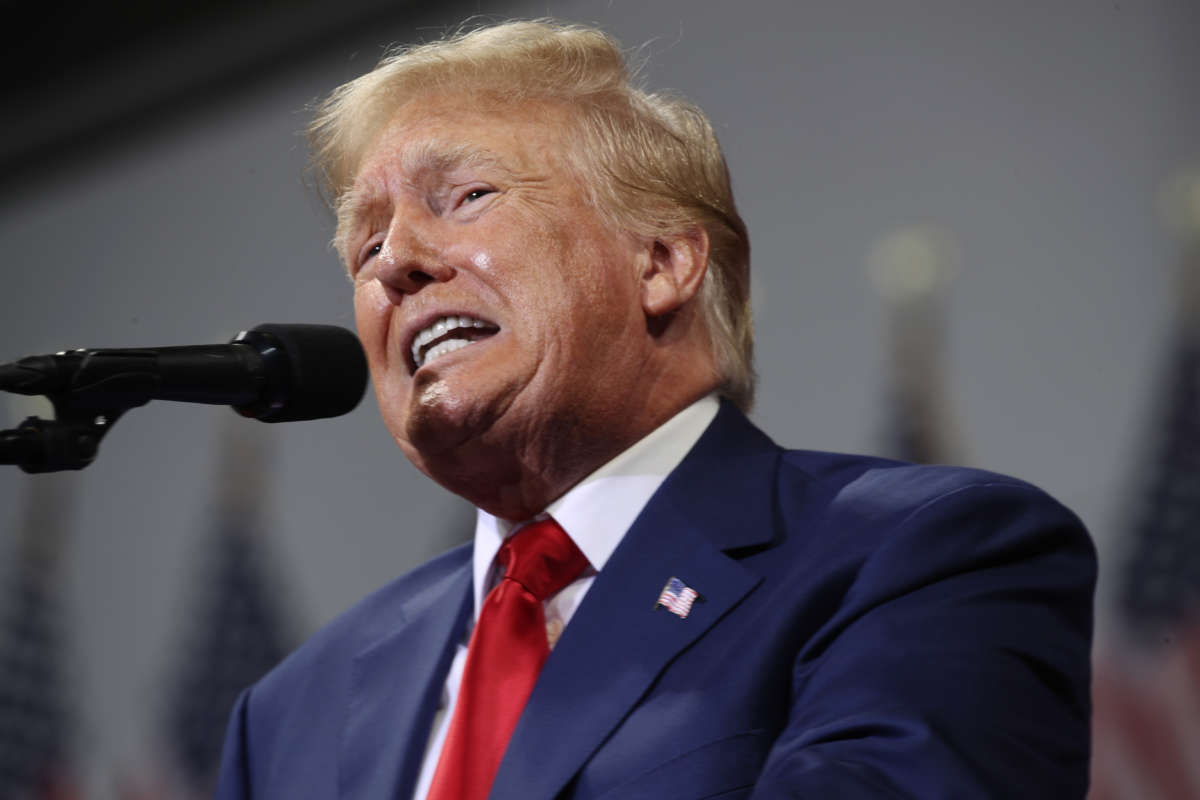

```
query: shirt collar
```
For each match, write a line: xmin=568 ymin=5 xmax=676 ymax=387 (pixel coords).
xmin=471 ymin=394 xmax=720 ymax=620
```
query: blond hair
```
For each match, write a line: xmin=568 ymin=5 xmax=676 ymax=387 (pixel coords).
xmin=310 ymin=20 xmax=755 ymax=410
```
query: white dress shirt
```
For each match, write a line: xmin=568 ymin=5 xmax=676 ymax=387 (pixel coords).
xmin=410 ymin=395 xmax=719 ymax=799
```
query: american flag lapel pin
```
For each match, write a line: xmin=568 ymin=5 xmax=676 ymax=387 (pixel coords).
xmin=655 ymin=577 xmax=701 ymax=619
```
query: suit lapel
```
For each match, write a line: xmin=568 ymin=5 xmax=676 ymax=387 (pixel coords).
xmin=490 ymin=403 xmax=782 ymax=800
xmin=339 ymin=552 xmax=472 ymax=800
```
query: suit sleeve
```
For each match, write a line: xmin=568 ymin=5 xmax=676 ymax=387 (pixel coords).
xmin=215 ymin=687 xmax=253 ymax=799
xmin=751 ymin=481 xmax=1096 ymax=799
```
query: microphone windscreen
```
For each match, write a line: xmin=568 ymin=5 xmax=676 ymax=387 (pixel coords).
xmin=245 ymin=323 xmax=368 ymax=422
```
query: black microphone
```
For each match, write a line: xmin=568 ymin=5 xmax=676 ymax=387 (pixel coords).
xmin=0 ymin=323 xmax=368 ymax=422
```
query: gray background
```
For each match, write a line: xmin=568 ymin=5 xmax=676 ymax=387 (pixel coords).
xmin=2 ymin=1 xmax=1196 ymax=795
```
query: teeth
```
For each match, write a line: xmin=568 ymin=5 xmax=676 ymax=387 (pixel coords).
xmin=411 ymin=315 xmax=496 ymax=369
xmin=422 ymin=338 xmax=470 ymax=365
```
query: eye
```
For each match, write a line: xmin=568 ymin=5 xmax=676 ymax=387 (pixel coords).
xmin=353 ymin=240 xmax=382 ymax=275
xmin=457 ymin=186 xmax=495 ymax=207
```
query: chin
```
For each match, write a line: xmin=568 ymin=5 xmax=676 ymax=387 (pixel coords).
xmin=396 ymin=405 xmax=504 ymax=509
xmin=397 ymin=378 xmax=494 ymax=458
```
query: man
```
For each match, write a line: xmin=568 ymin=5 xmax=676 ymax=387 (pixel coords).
xmin=217 ymin=20 xmax=1095 ymax=799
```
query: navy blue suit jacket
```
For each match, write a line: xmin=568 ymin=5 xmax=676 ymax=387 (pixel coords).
xmin=216 ymin=402 xmax=1095 ymax=798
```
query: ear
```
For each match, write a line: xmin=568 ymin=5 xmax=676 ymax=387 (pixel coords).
xmin=639 ymin=226 xmax=711 ymax=317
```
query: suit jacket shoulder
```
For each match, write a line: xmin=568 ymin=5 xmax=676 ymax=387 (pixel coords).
xmin=218 ymin=543 xmax=473 ymax=799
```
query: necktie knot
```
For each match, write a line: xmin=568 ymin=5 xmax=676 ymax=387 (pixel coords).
xmin=497 ymin=517 xmax=589 ymax=601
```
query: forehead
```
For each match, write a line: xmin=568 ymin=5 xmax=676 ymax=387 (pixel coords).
xmin=352 ymin=95 xmax=576 ymax=189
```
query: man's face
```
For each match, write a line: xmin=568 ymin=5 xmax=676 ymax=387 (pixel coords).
xmin=343 ymin=96 xmax=652 ymax=488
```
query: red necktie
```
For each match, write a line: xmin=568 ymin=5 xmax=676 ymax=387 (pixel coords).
xmin=427 ymin=517 xmax=588 ymax=800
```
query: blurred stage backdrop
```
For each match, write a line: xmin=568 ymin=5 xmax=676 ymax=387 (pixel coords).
xmin=1 ymin=1 xmax=1197 ymax=797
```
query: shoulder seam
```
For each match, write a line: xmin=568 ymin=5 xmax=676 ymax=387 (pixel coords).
xmin=897 ymin=480 xmax=1047 ymax=529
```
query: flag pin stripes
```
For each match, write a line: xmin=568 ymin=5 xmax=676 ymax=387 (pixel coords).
xmin=655 ymin=577 xmax=700 ymax=619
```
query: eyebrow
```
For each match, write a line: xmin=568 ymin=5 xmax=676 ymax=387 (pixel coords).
xmin=333 ymin=187 xmax=381 ymax=265
xmin=405 ymin=140 xmax=514 ymax=180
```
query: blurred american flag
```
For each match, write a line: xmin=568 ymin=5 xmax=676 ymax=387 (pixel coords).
xmin=0 ymin=476 xmax=80 ymax=800
xmin=1089 ymin=243 xmax=1200 ymax=798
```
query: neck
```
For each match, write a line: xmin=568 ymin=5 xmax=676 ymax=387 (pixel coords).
xmin=428 ymin=371 xmax=718 ymax=521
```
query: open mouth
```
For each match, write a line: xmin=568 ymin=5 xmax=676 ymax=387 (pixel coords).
xmin=409 ymin=315 xmax=499 ymax=373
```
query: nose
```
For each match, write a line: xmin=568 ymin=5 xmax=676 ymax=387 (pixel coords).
xmin=373 ymin=219 xmax=456 ymax=302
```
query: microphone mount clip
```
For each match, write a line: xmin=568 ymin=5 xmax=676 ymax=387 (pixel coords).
xmin=1 ymin=369 xmax=142 ymax=473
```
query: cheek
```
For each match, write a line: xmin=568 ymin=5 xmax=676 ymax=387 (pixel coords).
xmin=470 ymin=248 xmax=494 ymax=272
xmin=354 ymin=277 xmax=391 ymax=311
xmin=354 ymin=283 xmax=411 ymax=433
xmin=353 ymin=282 xmax=394 ymax=365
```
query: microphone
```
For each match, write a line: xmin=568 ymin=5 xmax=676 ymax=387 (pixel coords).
xmin=0 ymin=323 xmax=368 ymax=422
